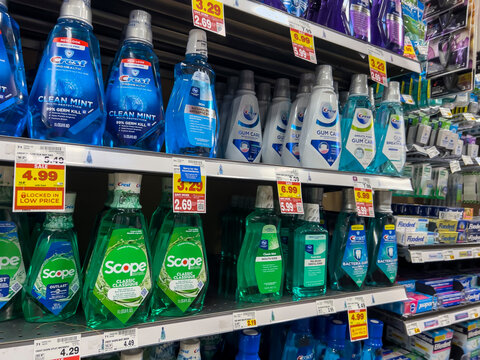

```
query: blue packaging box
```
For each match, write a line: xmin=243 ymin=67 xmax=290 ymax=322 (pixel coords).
xmin=437 ymin=290 xmax=464 ymax=308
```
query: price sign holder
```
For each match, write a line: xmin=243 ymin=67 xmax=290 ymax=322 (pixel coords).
xmin=353 ymin=177 xmax=374 ymax=218
xmin=233 ymin=311 xmax=258 ymax=330
xmin=173 ymin=158 xmax=206 ymax=213
xmin=34 ymin=335 xmax=81 ymax=360
xmin=13 ymin=144 xmax=66 ymax=212
xmin=192 ymin=0 xmax=226 ymax=36
xmin=276 ymin=169 xmax=303 ymax=214
xmin=103 ymin=328 xmax=138 ymax=353
xmin=346 ymin=296 xmax=368 ymax=342
xmin=289 ymin=19 xmax=317 ymax=64
xmin=368 ymin=54 xmax=387 ymax=86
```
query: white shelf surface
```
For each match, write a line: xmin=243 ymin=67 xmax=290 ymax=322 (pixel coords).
xmin=399 ymin=244 xmax=480 ymax=263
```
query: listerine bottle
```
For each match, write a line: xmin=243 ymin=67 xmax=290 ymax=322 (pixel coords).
xmin=329 ymin=188 xmax=368 ymax=291
xmin=282 ymin=319 xmax=315 ymax=360
xmin=148 ymin=177 xmax=173 ymax=250
xmin=23 ymin=193 xmax=81 ymax=322
xmin=360 ymin=320 xmax=383 ymax=360
xmin=324 ymin=320 xmax=347 ymax=360
xmin=237 ymin=185 xmax=283 ymax=302
xmin=281 ymin=213 xmax=297 ymax=293
xmin=366 ymin=191 xmax=397 ymax=286
xmin=82 ymin=173 xmax=152 ymax=329
xmin=236 ymin=329 xmax=261 ymax=360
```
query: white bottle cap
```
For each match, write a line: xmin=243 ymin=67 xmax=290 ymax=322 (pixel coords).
xmin=349 ymin=74 xmax=368 ymax=96
xmin=0 ymin=166 xmax=13 ymax=186
xmin=114 ymin=173 xmax=142 ymax=194
xmin=382 ymin=81 xmax=401 ymax=103
xmin=238 ymin=70 xmax=255 ymax=92
xmin=186 ymin=29 xmax=208 ymax=57
xmin=303 ymin=203 xmax=320 ymax=223
xmin=107 ymin=173 xmax=115 ymax=191
xmin=255 ymin=185 xmax=273 ymax=209
xmin=125 ymin=10 xmax=153 ymax=46
xmin=315 ymin=65 xmax=334 ymax=88
xmin=178 ymin=338 xmax=201 ymax=357
xmin=298 ymin=72 xmax=315 ymax=94
xmin=120 ymin=348 xmax=144 ymax=360
xmin=64 ymin=192 xmax=76 ymax=213
xmin=59 ymin=0 xmax=92 ymax=26
xmin=227 ymin=76 xmax=239 ymax=96
xmin=257 ymin=82 xmax=272 ymax=101
xmin=161 ymin=177 xmax=172 ymax=193
xmin=273 ymin=78 xmax=290 ymax=99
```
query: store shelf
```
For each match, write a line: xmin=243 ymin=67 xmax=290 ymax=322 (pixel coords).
xmin=0 ymin=136 xmax=413 ymax=191
xmin=0 ymin=286 xmax=406 ymax=358
xmin=398 ymin=244 xmax=480 ymax=263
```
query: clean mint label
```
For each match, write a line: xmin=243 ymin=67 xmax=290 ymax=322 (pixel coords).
xmin=304 ymin=234 xmax=327 ymax=288
xmin=311 ymin=102 xmax=341 ymax=167
xmin=345 ymin=108 xmax=375 ymax=169
xmin=341 ymin=224 xmax=368 ymax=287
xmin=93 ymin=228 xmax=151 ymax=324
xmin=254 ymin=225 xmax=282 ymax=294
xmin=0 ymin=33 xmax=18 ymax=107
xmin=377 ymin=224 xmax=397 ymax=283
xmin=382 ymin=114 xmax=405 ymax=171
xmin=0 ymin=222 xmax=25 ymax=309
xmin=31 ymin=241 xmax=79 ymax=315
xmin=157 ymin=226 xmax=207 ymax=312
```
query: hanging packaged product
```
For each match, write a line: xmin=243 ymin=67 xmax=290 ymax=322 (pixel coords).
xmin=342 ymin=0 xmax=371 ymax=42
xmin=371 ymin=0 xmax=404 ymax=54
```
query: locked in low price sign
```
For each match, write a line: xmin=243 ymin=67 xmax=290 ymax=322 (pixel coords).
xmin=192 ymin=0 xmax=226 ymax=36
xmin=276 ymin=169 xmax=304 ymax=214
xmin=289 ymin=19 xmax=317 ymax=64
xmin=347 ymin=296 xmax=368 ymax=342
xmin=173 ymin=158 xmax=206 ymax=213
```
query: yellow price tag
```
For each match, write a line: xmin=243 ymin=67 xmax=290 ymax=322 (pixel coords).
xmin=246 ymin=319 xmax=257 ymax=327
xmin=348 ymin=309 xmax=368 ymax=341
xmin=15 ymin=166 xmax=65 ymax=189
xmin=277 ymin=182 xmax=301 ymax=199
xmin=368 ymin=55 xmax=387 ymax=86
xmin=192 ymin=0 xmax=224 ymax=19
xmin=192 ymin=0 xmax=226 ymax=36
xmin=290 ymin=29 xmax=314 ymax=50
xmin=173 ymin=173 xmax=205 ymax=195
xmin=354 ymin=189 xmax=373 ymax=203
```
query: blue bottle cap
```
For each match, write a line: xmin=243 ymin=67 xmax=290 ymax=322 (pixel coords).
xmin=292 ymin=318 xmax=311 ymax=332
xmin=366 ymin=319 xmax=383 ymax=347
xmin=238 ymin=329 xmax=261 ymax=354
xmin=328 ymin=320 xmax=346 ymax=348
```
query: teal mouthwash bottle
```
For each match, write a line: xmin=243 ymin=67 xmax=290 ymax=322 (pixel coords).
xmin=148 ymin=177 xmax=172 ymax=251
xmin=328 ymin=188 xmax=367 ymax=291
xmin=23 ymin=193 xmax=81 ymax=322
xmin=82 ymin=173 xmax=152 ymax=329
xmin=281 ymin=212 xmax=297 ymax=293
xmin=366 ymin=191 xmax=397 ymax=286
xmin=237 ymin=185 xmax=283 ymax=302
xmin=151 ymin=211 xmax=208 ymax=317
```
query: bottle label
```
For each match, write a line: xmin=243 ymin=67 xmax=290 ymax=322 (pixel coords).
xmin=311 ymin=102 xmax=341 ymax=167
xmin=303 ymin=234 xmax=327 ymax=288
xmin=157 ymin=226 xmax=207 ymax=312
xmin=341 ymin=224 xmax=368 ymax=287
xmin=350 ymin=0 xmax=371 ymax=38
xmin=346 ymin=108 xmax=375 ymax=169
xmin=106 ymin=58 xmax=162 ymax=146
xmin=254 ymin=225 xmax=282 ymax=294
xmin=376 ymin=224 xmax=397 ymax=283
xmin=233 ymin=100 xmax=261 ymax=162
xmin=93 ymin=228 xmax=151 ymax=324
xmin=285 ymin=109 xmax=305 ymax=161
xmin=282 ymin=0 xmax=308 ymax=17
xmin=382 ymin=114 xmax=405 ymax=171
xmin=0 ymin=31 xmax=18 ymax=107
xmin=0 ymin=222 xmax=25 ymax=309
xmin=31 ymin=241 xmax=79 ymax=315
xmin=271 ymin=111 xmax=289 ymax=156
xmin=386 ymin=0 xmax=403 ymax=47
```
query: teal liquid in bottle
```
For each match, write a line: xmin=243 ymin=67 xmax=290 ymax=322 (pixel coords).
xmin=281 ymin=213 xmax=297 ymax=293
xmin=360 ymin=320 xmax=383 ymax=360
xmin=329 ymin=188 xmax=368 ymax=291
xmin=237 ymin=185 xmax=283 ymax=303
xmin=148 ymin=177 xmax=173 ymax=251
xmin=324 ymin=320 xmax=347 ymax=360
xmin=23 ymin=193 xmax=81 ymax=322
xmin=366 ymin=191 xmax=397 ymax=286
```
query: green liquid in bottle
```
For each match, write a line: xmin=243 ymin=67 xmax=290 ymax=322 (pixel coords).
xmin=148 ymin=177 xmax=172 ymax=253
xmin=281 ymin=214 xmax=297 ymax=294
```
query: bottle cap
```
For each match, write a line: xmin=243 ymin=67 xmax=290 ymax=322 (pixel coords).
xmin=369 ymin=87 xmax=375 ymax=107
xmin=257 ymin=82 xmax=272 ymax=101
xmin=304 ymin=187 xmax=324 ymax=205
xmin=292 ymin=318 xmax=311 ymax=332
xmin=342 ymin=188 xmax=356 ymax=212
xmin=255 ymin=185 xmax=273 ymax=209
xmin=186 ymin=29 xmax=208 ymax=57
xmin=161 ymin=177 xmax=172 ymax=193
xmin=349 ymin=74 xmax=368 ymax=96
xmin=382 ymin=81 xmax=401 ymax=103
xmin=314 ymin=65 xmax=334 ymax=88
xmin=273 ymin=78 xmax=290 ymax=99
xmin=107 ymin=173 xmax=115 ymax=191
xmin=298 ymin=72 xmax=315 ymax=94
xmin=238 ymin=70 xmax=255 ymax=92
xmin=303 ymin=203 xmax=320 ymax=223
xmin=114 ymin=173 xmax=142 ymax=194
xmin=125 ymin=10 xmax=152 ymax=45
xmin=0 ymin=166 xmax=13 ymax=186
xmin=227 ymin=76 xmax=239 ymax=96
xmin=238 ymin=329 xmax=261 ymax=355
xmin=178 ymin=338 xmax=201 ymax=357
xmin=374 ymin=190 xmax=392 ymax=213
xmin=64 ymin=193 xmax=76 ymax=213
xmin=216 ymin=82 xmax=227 ymax=101
xmin=59 ymin=0 xmax=92 ymax=26
xmin=120 ymin=348 xmax=143 ymax=360
xmin=366 ymin=319 xmax=383 ymax=347
xmin=328 ymin=320 xmax=347 ymax=347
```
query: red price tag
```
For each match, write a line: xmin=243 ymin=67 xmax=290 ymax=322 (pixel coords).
xmin=354 ymin=185 xmax=374 ymax=218
xmin=192 ymin=0 xmax=226 ymax=36
xmin=289 ymin=21 xmax=317 ymax=64
xmin=403 ymin=36 xmax=418 ymax=60
xmin=368 ymin=55 xmax=387 ymax=86
xmin=277 ymin=181 xmax=303 ymax=214
xmin=173 ymin=159 xmax=206 ymax=213
xmin=347 ymin=297 xmax=368 ymax=342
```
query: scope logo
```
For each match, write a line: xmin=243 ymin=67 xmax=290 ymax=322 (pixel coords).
xmin=40 ymin=257 xmax=76 ymax=286
xmin=164 ymin=240 xmax=204 ymax=279
xmin=0 ymin=239 xmax=22 ymax=281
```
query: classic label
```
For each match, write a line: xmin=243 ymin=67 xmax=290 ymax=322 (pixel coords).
xmin=254 ymin=225 xmax=282 ymax=294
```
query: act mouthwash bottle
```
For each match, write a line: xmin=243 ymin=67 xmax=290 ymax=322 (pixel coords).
xmin=148 ymin=177 xmax=172 ymax=251
xmin=366 ymin=191 xmax=397 ymax=286
xmin=23 ymin=193 xmax=81 ymax=322
xmin=83 ymin=173 xmax=152 ymax=329
xmin=328 ymin=188 xmax=368 ymax=291
xmin=151 ymin=210 xmax=208 ymax=317
xmin=237 ymin=185 xmax=283 ymax=303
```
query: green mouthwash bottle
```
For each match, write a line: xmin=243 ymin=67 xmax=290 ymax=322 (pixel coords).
xmin=83 ymin=173 xmax=152 ymax=329
xmin=291 ymin=203 xmax=328 ymax=299
xmin=23 ymin=193 xmax=81 ymax=322
xmin=366 ymin=191 xmax=397 ymax=286
xmin=148 ymin=177 xmax=172 ymax=251
xmin=304 ymin=187 xmax=326 ymax=229
xmin=237 ymin=185 xmax=283 ymax=302
xmin=328 ymin=188 xmax=368 ymax=291
xmin=151 ymin=210 xmax=208 ymax=317
xmin=280 ymin=213 xmax=297 ymax=293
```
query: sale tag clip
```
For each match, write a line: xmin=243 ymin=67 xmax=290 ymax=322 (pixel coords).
xmin=192 ymin=0 xmax=226 ymax=36
xmin=276 ymin=169 xmax=304 ymax=214
xmin=346 ymin=296 xmax=368 ymax=342
xmin=173 ymin=158 xmax=206 ymax=213
xmin=289 ymin=19 xmax=317 ymax=64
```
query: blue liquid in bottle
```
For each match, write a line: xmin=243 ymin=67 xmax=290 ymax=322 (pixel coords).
xmin=28 ymin=0 xmax=106 ymax=145
xmin=281 ymin=318 xmax=315 ymax=360
xmin=360 ymin=320 xmax=383 ymax=360
xmin=324 ymin=320 xmax=347 ymax=360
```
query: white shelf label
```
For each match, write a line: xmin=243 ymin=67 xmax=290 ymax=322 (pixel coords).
xmin=103 ymin=328 xmax=137 ymax=353
xmin=34 ymin=335 xmax=81 ymax=360
xmin=450 ymin=160 xmax=461 ymax=173
xmin=475 ymin=157 xmax=480 ymax=166
xmin=346 ymin=296 xmax=366 ymax=311
xmin=233 ymin=311 xmax=258 ymax=330
xmin=427 ymin=146 xmax=440 ymax=159
xmin=469 ymin=307 xmax=480 ymax=319
xmin=316 ymin=299 xmax=336 ymax=315
xmin=410 ymin=251 xmax=424 ymax=263
xmin=439 ymin=314 xmax=450 ymax=327
xmin=440 ymin=107 xmax=452 ymax=118
xmin=443 ymin=250 xmax=455 ymax=261
xmin=402 ymin=94 xmax=414 ymax=104
xmin=463 ymin=113 xmax=476 ymax=121
xmin=406 ymin=322 xmax=421 ymax=336
xmin=462 ymin=155 xmax=474 ymax=165
xmin=412 ymin=144 xmax=427 ymax=155
xmin=474 ymin=248 xmax=480 ymax=258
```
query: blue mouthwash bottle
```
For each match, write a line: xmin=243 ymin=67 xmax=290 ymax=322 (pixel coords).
xmin=165 ymin=29 xmax=218 ymax=157
xmin=324 ymin=320 xmax=347 ymax=360
xmin=104 ymin=10 xmax=165 ymax=151
xmin=313 ymin=316 xmax=329 ymax=360
xmin=0 ymin=0 xmax=29 ymax=137
xmin=282 ymin=319 xmax=315 ymax=360
xmin=28 ymin=0 xmax=106 ymax=145
xmin=345 ymin=333 xmax=362 ymax=360
xmin=360 ymin=320 xmax=383 ymax=360
xmin=236 ymin=329 xmax=261 ymax=360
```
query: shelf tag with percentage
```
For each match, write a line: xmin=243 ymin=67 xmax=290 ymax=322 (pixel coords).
xmin=353 ymin=178 xmax=374 ymax=218
xmin=173 ymin=158 xmax=206 ymax=213
xmin=276 ymin=169 xmax=304 ymax=214
xmin=289 ymin=19 xmax=317 ymax=64
xmin=346 ymin=296 xmax=368 ymax=342
xmin=34 ymin=335 xmax=81 ymax=360
xmin=13 ymin=144 xmax=66 ymax=212
xmin=368 ymin=54 xmax=387 ymax=86
xmin=192 ymin=0 xmax=225 ymax=36
xmin=233 ymin=311 xmax=258 ymax=330
xmin=103 ymin=328 xmax=137 ymax=353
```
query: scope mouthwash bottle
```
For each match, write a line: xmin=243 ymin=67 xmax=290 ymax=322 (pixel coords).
xmin=83 ymin=173 xmax=152 ymax=329
xmin=104 ymin=10 xmax=165 ymax=151
xmin=237 ymin=185 xmax=283 ymax=302
xmin=329 ymin=188 xmax=368 ymax=291
xmin=28 ymin=0 xmax=106 ymax=145
xmin=23 ymin=193 xmax=81 ymax=322
xmin=165 ymin=29 xmax=218 ymax=157
xmin=148 ymin=177 xmax=172 ymax=251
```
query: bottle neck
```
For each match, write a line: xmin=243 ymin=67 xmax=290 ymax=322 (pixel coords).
xmin=124 ymin=38 xmax=153 ymax=49
xmin=110 ymin=191 xmax=142 ymax=209
xmin=161 ymin=191 xmax=173 ymax=205
xmin=57 ymin=17 xmax=93 ymax=30
xmin=44 ymin=212 xmax=74 ymax=230
xmin=185 ymin=53 xmax=207 ymax=63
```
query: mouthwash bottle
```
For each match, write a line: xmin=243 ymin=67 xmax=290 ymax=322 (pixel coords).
xmin=341 ymin=0 xmax=371 ymax=42
xmin=150 ymin=342 xmax=178 ymax=360
xmin=324 ymin=320 xmax=347 ymax=360
xmin=236 ymin=329 xmax=261 ymax=360
xmin=313 ymin=316 xmax=329 ymax=360
xmin=83 ymin=173 xmax=152 ymax=329
xmin=217 ymin=76 xmax=238 ymax=157
xmin=371 ymin=0 xmax=404 ymax=54
xmin=360 ymin=320 xmax=383 ymax=360
xmin=148 ymin=177 xmax=173 ymax=250
xmin=104 ymin=10 xmax=165 ymax=151
xmin=28 ymin=0 xmax=105 ymax=145
xmin=0 ymin=0 xmax=29 ymax=137
xmin=178 ymin=339 xmax=201 ymax=360
xmin=237 ymin=185 xmax=283 ymax=302
xmin=345 ymin=335 xmax=362 ymax=360
xmin=339 ymin=74 xmax=375 ymax=173
xmin=304 ymin=187 xmax=326 ymax=229
xmin=257 ymin=82 xmax=271 ymax=131
xmin=290 ymin=203 xmax=328 ymax=299
xmin=165 ymin=29 xmax=218 ymax=157
xmin=282 ymin=319 xmax=315 ymax=360
xmin=121 ymin=349 xmax=144 ymax=360
xmin=373 ymin=81 xmax=405 ymax=176
xmin=366 ymin=191 xmax=397 ymax=286
xmin=151 ymin=211 xmax=208 ymax=317
xmin=329 ymin=188 xmax=367 ymax=291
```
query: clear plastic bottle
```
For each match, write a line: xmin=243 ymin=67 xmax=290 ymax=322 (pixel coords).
xmin=360 ymin=320 xmax=383 ymax=360
xmin=324 ymin=320 xmax=347 ymax=360
xmin=148 ymin=177 xmax=173 ymax=251
xmin=281 ymin=319 xmax=315 ymax=360
xmin=236 ymin=329 xmax=261 ymax=360
xmin=341 ymin=0 xmax=371 ymax=42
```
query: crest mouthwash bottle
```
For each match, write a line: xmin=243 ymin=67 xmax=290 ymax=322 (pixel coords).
xmin=165 ymin=29 xmax=218 ymax=157
xmin=328 ymin=188 xmax=367 ymax=291
xmin=23 ymin=193 xmax=81 ymax=322
xmin=178 ymin=338 xmax=201 ymax=360
xmin=0 ymin=0 xmax=29 ymax=137
xmin=151 ymin=210 xmax=208 ymax=317
xmin=237 ymin=185 xmax=283 ymax=303
xmin=104 ymin=10 xmax=165 ymax=151
xmin=148 ymin=177 xmax=172 ymax=251
xmin=366 ymin=191 xmax=397 ymax=286
xmin=82 ymin=173 xmax=152 ymax=329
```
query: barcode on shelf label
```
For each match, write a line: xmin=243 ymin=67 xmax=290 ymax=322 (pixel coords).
xmin=462 ymin=155 xmax=474 ymax=165
xmin=346 ymin=296 xmax=366 ymax=311
xmin=439 ymin=314 xmax=450 ymax=327
xmin=34 ymin=334 xmax=81 ymax=360
xmin=233 ymin=311 xmax=258 ymax=330
xmin=406 ymin=322 xmax=421 ymax=336
xmin=103 ymin=328 xmax=138 ymax=353
xmin=316 ymin=299 xmax=336 ymax=315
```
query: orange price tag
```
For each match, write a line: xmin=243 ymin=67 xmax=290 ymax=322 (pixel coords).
xmin=347 ymin=297 xmax=368 ymax=342
xmin=192 ymin=0 xmax=226 ymax=36
xmin=368 ymin=55 xmax=387 ymax=86
xmin=403 ymin=37 xmax=417 ymax=60
xmin=464 ymin=208 xmax=474 ymax=220
xmin=353 ymin=178 xmax=374 ymax=218
xmin=173 ymin=159 xmax=206 ymax=213
xmin=289 ymin=20 xmax=317 ymax=64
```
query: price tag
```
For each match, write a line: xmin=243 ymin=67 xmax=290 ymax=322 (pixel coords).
xmin=13 ymin=144 xmax=65 ymax=212
xmin=475 ymin=157 xmax=480 ymax=166
xmin=276 ymin=169 xmax=303 ymax=214
xmin=289 ymin=19 xmax=317 ymax=64
xmin=406 ymin=322 xmax=421 ymax=336
xmin=440 ymin=107 xmax=453 ymax=118
xmin=450 ymin=160 xmax=461 ymax=173
xmin=439 ymin=314 xmax=450 ymax=327
xmin=469 ymin=307 xmax=480 ymax=319
xmin=412 ymin=144 xmax=427 ymax=155
xmin=192 ymin=0 xmax=225 ymax=36
xmin=173 ymin=158 xmax=206 ymax=213
xmin=316 ymin=299 xmax=336 ymax=315
xmin=463 ymin=113 xmax=476 ymax=121
xmin=34 ymin=335 xmax=81 ymax=360
xmin=474 ymin=248 xmax=480 ymax=258
xmin=403 ymin=37 xmax=418 ymax=60
xmin=353 ymin=179 xmax=374 ymax=218
xmin=233 ymin=311 xmax=258 ymax=330
xmin=401 ymin=94 xmax=415 ymax=105
xmin=462 ymin=155 xmax=474 ymax=165
xmin=464 ymin=208 xmax=474 ymax=220
xmin=443 ymin=250 xmax=455 ymax=261
xmin=368 ymin=55 xmax=387 ymax=86
xmin=346 ymin=296 xmax=368 ymax=341
xmin=426 ymin=146 xmax=440 ymax=159
xmin=410 ymin=251 xmax=424 ymax=263
xmin=103 ymin=328 xmax=137 ymax=353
